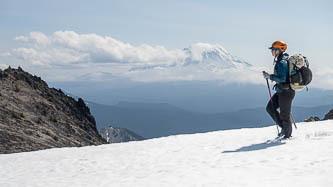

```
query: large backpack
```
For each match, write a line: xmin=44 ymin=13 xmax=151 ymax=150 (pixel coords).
xmin=288 ymin=54 xmax=312 ymax=91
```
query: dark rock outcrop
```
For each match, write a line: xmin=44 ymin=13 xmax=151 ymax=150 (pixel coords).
xmin=0 ymin=67 xmax=106 ymax=154
xmin=304 ymin=116 xmax=321 ymax=122
xmin=323 ymin=110 xmax=333 ymax=120
xmin=99 ymin=126 xmax=145 ymax=143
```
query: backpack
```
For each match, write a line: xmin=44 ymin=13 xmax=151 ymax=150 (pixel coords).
xmin=288 ymin=54 xmax=312 ymax=91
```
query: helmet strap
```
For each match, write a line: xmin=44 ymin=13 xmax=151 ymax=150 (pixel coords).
xmin=273 ymin=56 xmax=277 ymax=65
xmin=273 ymin=50 xmax=282 ymax=64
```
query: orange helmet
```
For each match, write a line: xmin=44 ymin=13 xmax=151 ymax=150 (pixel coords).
xmin=269 ymin=40 xmax=287 ymax=52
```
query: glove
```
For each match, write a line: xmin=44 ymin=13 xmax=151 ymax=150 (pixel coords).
xmin=262 ymin=71 xmax=271 ymax=79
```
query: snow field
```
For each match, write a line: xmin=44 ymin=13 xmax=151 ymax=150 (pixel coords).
xmin=1 ymin=120 xmax=333 ymax=187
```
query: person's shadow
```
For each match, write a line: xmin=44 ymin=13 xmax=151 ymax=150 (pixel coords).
xmin=222 ymin=140 xmax=286 ymax=153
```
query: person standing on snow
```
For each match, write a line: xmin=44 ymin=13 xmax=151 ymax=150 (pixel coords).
xmin=263 ymin=40 xmax=295 ymax=139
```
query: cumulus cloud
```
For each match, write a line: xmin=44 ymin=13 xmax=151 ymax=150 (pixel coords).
xmin=15 ymin=32 xmax=51 ymax=45
xmin=0 ymin=52 xmax=11 ymax=57
xmin=11 ymin=31 xmax=186 ymax=66
xmin=2 ymin=31 xmax=332 ymax=90
xmin=3 ymin=31 xmax=267 ymax=85
xmin=0 ymin=64 xmax=9 ymax=69
xmin=126 ymin=63 xmax=263 ymax=85
xmin=309 ymin=67 xmax=333 ymax=90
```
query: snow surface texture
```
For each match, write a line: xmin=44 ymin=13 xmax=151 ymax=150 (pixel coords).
xmin=1 ymin=121 xmax=333 ymax=187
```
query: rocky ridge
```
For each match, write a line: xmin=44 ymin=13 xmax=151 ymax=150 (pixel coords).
xmin=0 ymin=67 xmax=106 ymax=154
xmin=324 ymin=109 xmax=333 ymax=120
xmin=304 ymin=110 xmax=333 ymax=122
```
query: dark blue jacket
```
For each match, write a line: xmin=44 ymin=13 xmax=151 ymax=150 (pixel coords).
xmin=269 ymin=53 xmax=289 ymax=92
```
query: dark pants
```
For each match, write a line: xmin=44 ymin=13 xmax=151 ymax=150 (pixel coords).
xmin=266 ymin=89 xmax=295 ymax=137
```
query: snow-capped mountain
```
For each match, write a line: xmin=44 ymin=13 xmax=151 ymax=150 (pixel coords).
xmin=183 ymin=43 xmax=252 ymax=68
xmin=6 ymin=30 xmax=261 ymax=83
xmin=130 ymin=43 xmax=252 ymax=71
xmin=1 ymin=121 xmax=333 ymax=186
xmin=124 ymin=42 xmax=260 ymax=83
xmin=99 ymin=126 xmax=145 ymax=143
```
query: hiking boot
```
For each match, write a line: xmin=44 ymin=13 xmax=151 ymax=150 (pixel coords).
xmin=282 ymin=135 xmax=292 ymax=140
xmin=278 ymin=129 xmax=285 ymax=137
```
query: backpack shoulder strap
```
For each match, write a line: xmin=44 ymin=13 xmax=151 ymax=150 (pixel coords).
xmin=303 ymin=56 xmax=309 ymax=68
xmin=287 ymin=59 xmax=292 ymax=84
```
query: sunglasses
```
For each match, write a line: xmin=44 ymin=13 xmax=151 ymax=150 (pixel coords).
xmin=268 ymin=47 xmax=279 ymax=51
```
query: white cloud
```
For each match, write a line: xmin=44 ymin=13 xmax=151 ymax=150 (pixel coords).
xmin=14 ymin=36 xmax=29 ymax=42
xmin=12 ymin=48 xmax=46 ymax=66
xmin=0 ymin=52 xmax=11 ymax=57
xmin=309 ymin=67 xmax=333 ymax=90
xmin=15 ymin=32 xmax=51 ymax=46
xmin=1 ymin=31 xmax=332 ymax=91
xmin=126 ymin=64 xmax=264 ymax=85
xmin=0 ymin=64 xmax=9 ymax=69
xmin=18 ymin=31 xmax=187 ymax=65
xmin=11 ymin=31 xmax=188 ymax=67
xmin=0 ymin=31 xmax=276 ymax=86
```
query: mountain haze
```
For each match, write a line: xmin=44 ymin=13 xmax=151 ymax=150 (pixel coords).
xmin=88 ymin=101 xmax=333 ymax=138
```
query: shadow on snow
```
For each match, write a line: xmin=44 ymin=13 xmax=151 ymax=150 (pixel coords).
xmin=222 ymin=140 xmax=286 ymax=153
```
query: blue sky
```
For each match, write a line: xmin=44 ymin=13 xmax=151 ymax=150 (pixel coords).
xmin=0 ymin=0 xmax=332 ymax=86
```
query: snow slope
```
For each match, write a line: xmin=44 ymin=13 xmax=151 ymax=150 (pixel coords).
xmin=1 ymin=121 xmax=333 ymax=187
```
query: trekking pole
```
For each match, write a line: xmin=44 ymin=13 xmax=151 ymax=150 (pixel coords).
xmin=290 ymin=112 xmax=297 ymax=129
xmin=265 ymin=77 xmax=280 ymax=135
